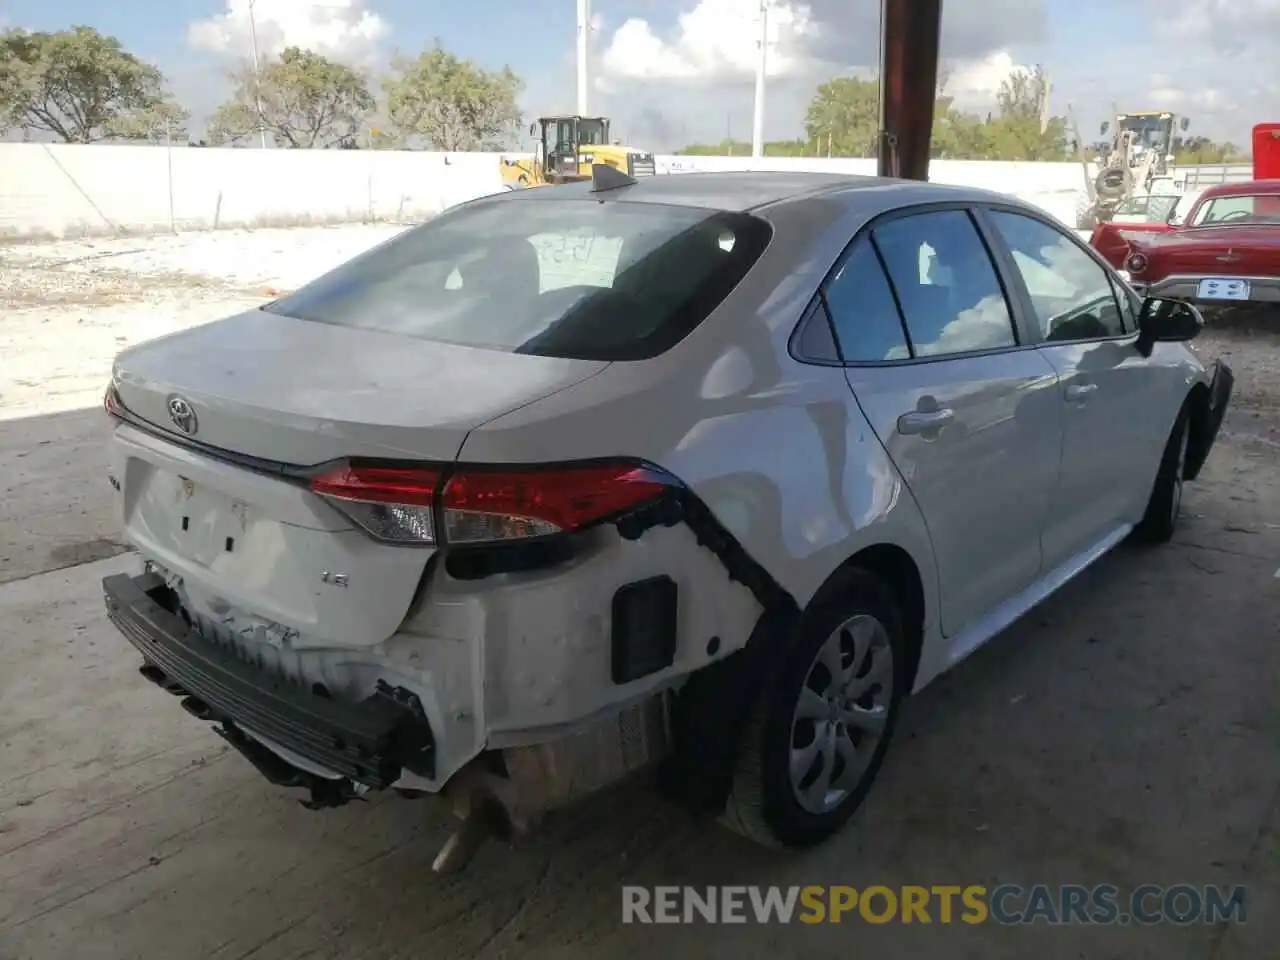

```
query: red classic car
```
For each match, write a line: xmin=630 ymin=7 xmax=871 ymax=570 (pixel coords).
xmin=1088 ymin=191 xmax=1197 ymax=269
xmin=1090 ymin=179 xmax=1280 ymax=306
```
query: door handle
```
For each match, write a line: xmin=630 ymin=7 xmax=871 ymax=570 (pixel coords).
xmin=1065 ymin=383 xmax=1098 ymax=402
xmin=897 ymin=408 xmax=955 ymax=435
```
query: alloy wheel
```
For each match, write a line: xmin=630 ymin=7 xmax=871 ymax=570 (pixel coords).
xmin=1171 ymin=424 xmax=1189 ymax=525
xmin=788 ymin=613 xmax=895 ymax=815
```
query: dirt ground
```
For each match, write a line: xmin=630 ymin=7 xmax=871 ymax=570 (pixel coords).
xmin=0 ymin=230 xmax=1277 ymax=959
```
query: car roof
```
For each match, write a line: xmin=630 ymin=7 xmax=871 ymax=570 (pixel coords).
xmin=501 ymin=170 xmax=1009 ymax=214
xmin=1198 ymin=179 xmax=1280 ymax=198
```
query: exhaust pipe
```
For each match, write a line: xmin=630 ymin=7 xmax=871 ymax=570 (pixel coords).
xmin=139 ymin=662 xmax=187 ymax=696
xmin=181 ymin=696 xmax=214 ymax=720
xmin=432 ymin=790 xmax=515 ymax=875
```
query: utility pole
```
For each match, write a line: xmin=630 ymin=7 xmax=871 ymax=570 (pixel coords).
xmin=248 ymin=0 xmax=268 ymax=148
xmin=1038 ymin=71 xmax=1052 ymax=135
xmin=576 ymin=0 xmax=591 ymax=116
xmin=751 ymin=0 xmax=768 ymax=158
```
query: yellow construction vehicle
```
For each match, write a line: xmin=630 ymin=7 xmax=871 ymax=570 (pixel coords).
xmin=499 ymin=115 xmax=656 ymax=189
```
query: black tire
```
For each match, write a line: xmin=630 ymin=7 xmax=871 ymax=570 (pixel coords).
xmin=720 ymin=567 xmax=908 ymax=849
xmin=1134 ymin=401 xmax=1191 ymax=544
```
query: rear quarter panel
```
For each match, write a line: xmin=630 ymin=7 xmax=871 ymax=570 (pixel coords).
xmin=457 ymin=195 xmax=941 ymax=639
xmin=1091 ymin=222 xmax=1172 ymax=268
xmin=1133 ymin=227 xmax=1280 ymax=280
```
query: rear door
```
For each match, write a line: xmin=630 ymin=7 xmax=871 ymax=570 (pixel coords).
xmin=980 ymin=206 xmax=1162 ymax=567
xmin=826 ymin=207 xmax=1063 ymax=639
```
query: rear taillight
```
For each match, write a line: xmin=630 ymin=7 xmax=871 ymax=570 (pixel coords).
xmin=1126 ymin=252 xmax=1149 ymax=274
xmin=104 ymin=383 xmax=123 ymax=420
xmin=308 ymin=461 xmax=672 ymax=546
xmin=310 ymin=465 xmax=442 ymax=545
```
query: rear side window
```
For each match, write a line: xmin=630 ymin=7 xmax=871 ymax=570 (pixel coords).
xmin=872 ymin=210 xmax=1017 ymax=357
xmin=823 ymin=240 xmax=911 ymax=362
xmin=266 ymin=198 xmax=771 ymax=361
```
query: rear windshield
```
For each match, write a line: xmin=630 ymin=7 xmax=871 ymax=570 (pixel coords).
xmin=265 ymin=197 xmax=772 ymax=361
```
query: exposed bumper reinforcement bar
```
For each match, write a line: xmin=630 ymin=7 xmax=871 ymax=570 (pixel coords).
xmin=103 ymin=572 xmax=435 ymax=799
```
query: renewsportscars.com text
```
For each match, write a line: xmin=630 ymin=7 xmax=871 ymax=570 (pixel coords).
xmin=621 ymin=884 xmax=1248 ymax=925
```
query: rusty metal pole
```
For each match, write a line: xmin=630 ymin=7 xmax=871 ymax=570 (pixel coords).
xmin=877 ymin=0 xmax=943 ymax=181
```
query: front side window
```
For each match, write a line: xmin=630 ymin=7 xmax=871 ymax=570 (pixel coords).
xmin=266 ymin=198 xmax=771 ymax=361
xmin=1109 ymin=273 xmax=1137 ymax=334
xmin=871 ymin=210 xmax=1017 ymax=358
xmin=988 ymin=210 xmax=1125 ymax=342
xmin=578 ymin=119 xmax=607 ymax=145
xmin=1192 ymin=194 xmax=1280 ymax=225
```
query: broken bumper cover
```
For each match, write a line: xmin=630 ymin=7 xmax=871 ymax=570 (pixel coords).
xmin=1186 ymin=359 xmax=1234 ymax=480
xmin=102 ymin=571 xmax=436 ymax=792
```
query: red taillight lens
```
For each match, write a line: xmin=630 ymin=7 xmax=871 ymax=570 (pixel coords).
xmin=104 ymin=383 xmax=123 ymax=419
xmin=311 ymin=465 xmax=441 ymax=507
xmin=441 ymin=463 xmax=670 ymax=544
xmin=308 ymin=461 xmax=670 ymax=547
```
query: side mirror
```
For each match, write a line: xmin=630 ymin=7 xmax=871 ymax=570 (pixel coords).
xmin=529 ymin=122 xmax=537 ymax=136
xmin=1180 ymin=117 xmax=1190 ymax=131
xmin=1135 ymin=296 xmax=1203 ymax=355
xmin=1100 ymin=121 xmax=1110 ymax=135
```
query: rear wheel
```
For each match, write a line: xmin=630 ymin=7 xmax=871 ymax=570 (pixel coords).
xmin=721 ymin=568 xmax=906 ymax=848
xmin=1134 ymin=402 xmax=1190 ymax=544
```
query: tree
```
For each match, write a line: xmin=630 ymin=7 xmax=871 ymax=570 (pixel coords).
xmin=0 ymin=26 xmax=185 ymax=143
xmin=995 ymin=65 xmax=1049 ymax=123
xmin=676 ymin=138 xmax=811 ymax=157
xmin=380 ymin=42 xmax=523 ymax=150
xmin=208 ymin=47 xmax=375 ymax=148
xmin=782 ymin=64 xmax=1073 ymax=162
xmin=983 ymin=65 xmax=1070 ymax=160
xmin=803 ymin=76 xmax=880 ymax=157
xmin=1172 ymin=136 xmax=1248 ymax=164
xmin=109 ymin=100 xmax=191 ymax=143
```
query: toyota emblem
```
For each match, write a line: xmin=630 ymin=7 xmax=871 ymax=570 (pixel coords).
xmin=167 ymin=395 xmax=198 ymax=435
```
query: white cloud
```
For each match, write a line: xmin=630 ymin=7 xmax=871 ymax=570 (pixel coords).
xmin=588 ymin=0 xmax=1042 ymax=149
xmin=944 ymin=52 xmax=1030 ymax=109
xmin=187 ymin=0 xmax=389 ymax=64
xmin=1135 ymin=0 xmax=1280 ymax=143
xmin=600 ymin=0 xmax=817 ymax=82
xmin=1160 ymin=0 xmax=1280 ymax=52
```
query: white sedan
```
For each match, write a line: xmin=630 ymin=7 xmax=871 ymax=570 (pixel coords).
xmin=100 ymin=170 xmax=1233 ymax=868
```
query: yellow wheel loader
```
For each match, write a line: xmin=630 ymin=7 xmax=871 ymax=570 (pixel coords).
xmin=500 ymin=116 xmax=656 ymax=189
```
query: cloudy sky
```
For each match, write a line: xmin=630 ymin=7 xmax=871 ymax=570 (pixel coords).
xmin=5 ymin=0 xmax=1279 ymax=150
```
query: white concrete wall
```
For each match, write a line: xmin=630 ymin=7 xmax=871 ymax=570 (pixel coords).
xmin=0 ymin=142 xmax=1098 ymax=240
xmin=0 ymin=144 xmax=508 ymax=239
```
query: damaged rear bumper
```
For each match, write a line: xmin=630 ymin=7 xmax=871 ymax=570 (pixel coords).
xmin=103 ymin=568 xmax=676 ymax=844
xmin=103 ymin=571 xmax=437 ymax=806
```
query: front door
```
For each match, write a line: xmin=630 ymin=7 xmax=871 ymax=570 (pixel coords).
xmin=824 ymin=208 xmax=1063 ymax=638
xmin=981 ymin=208 xmax=1158 ymax=567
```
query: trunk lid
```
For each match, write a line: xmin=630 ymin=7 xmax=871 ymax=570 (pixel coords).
xmin=110 ymin=309 xmax=608 ymax=649
xmin=112 ymin=309 xmax=609 ymax=465
xmin=1139 ymin=226 xmax=1280 ymax=278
